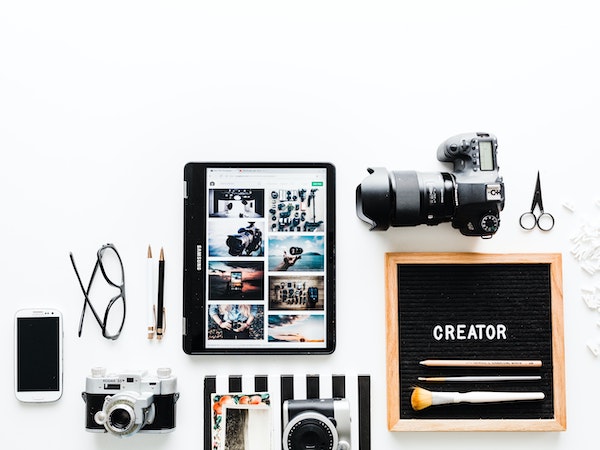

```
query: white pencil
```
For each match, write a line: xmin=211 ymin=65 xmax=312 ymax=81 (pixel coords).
xmin=418 ymin=375 xmax=541 ymax=382
xmin=147 ymin=245 xmax=156 ymax=339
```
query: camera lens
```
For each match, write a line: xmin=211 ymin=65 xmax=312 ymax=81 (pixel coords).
xmin=104 ymin=402 xmax=138 ymax=435
xmin=109 ymin=408 xmax=132 ymax=431
xmin=226 ymin=224 xmax=261 ymax=256
xmin=95 ymin=392 xmax=159 ymax=437
xmin=356 ymin=168 xmax=455 ymax=230
xmin=226 ymin=235 xmax=246 ymax=256
xmin=286 ymin=418 xmax=335 ymax=450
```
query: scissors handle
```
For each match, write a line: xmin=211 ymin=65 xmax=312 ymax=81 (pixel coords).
xmin=519 ymin=211 xmax=554 ymax=231
xmin=536 ymin=212 xmax=555 ymax=231
xmin=519 ymin=212 xmax=537 ymax=230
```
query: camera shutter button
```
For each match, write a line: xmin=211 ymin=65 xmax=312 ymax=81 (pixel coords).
xmin=338 ymin=441 xmax=350 ymax=450
xmin=157 ymin=368 xmax=172 ymax=378
xmin=92 ymin=367 xmax=106 ymax=378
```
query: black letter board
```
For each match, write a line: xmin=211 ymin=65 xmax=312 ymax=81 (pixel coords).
xmin=385 ymin=253 xmax=566 ymax=432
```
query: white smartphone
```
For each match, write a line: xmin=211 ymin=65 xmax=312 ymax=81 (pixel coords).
xmin=14 ymin=308 xmax=63 ymax=402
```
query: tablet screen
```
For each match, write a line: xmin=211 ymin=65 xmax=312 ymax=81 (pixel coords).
xmin=183 ymin=163 xmax=336 ymax=354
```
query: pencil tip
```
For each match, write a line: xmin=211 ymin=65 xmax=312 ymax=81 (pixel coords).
xmin=147 ymin=245 xmax=152 ymax=258
xmin=160 ymin=247 xmax=164 ymax=260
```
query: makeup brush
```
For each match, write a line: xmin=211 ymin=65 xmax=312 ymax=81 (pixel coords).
xmin=410 ymin=387 xmax=545 ymax=411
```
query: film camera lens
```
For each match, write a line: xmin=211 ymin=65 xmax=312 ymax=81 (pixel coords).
xmin=108 ymin=406 xmax=133 ymax=431
xmin=94 ymin=393 xmax=156 ymax=437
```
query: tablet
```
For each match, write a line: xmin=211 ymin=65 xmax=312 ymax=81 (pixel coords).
xmin=183 ymin=162 xmax=336 ymax=354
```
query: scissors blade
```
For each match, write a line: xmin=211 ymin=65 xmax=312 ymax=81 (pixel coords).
xmin=530 ymin=171 xmax=544 ymax=212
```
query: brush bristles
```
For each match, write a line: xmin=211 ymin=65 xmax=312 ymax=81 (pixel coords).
xmin=411 ymin=387 xmax=433 ymax=411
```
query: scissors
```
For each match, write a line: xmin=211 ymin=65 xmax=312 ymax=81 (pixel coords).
xmin=519 ymin=171 xmax=554 ymax=231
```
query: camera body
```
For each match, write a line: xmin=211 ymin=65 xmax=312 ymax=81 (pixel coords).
xmin=226 ymin=221 xmax=263 ymax=256
xmin=356 ymin=132 xmax=505 ymax=237
xmin=282 ymin=398 xmax=351 ymax=450
xmin=82 ymin=367 xmax=179 ymax=437
xmin=289 ymin=246 xmax=303 ymax=256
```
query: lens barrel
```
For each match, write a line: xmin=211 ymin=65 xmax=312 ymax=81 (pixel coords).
xmin=287 ymin=417 xmax=335 ymax=450
xmin=356 ymin=168 xmax=455 ymax=230
xmin=284 ymin=415 xmax=337 ymax=450
xmin=226 ymin=235 xmax=247 ymax=256
xmin=109 ymin=408 xmax=132 ymax=431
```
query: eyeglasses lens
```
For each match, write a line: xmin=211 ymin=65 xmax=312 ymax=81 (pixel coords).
xmin=99 ymin=246 xmax=124 ymax=287
xmin=104 ymin=295 xmax=126 ymax=338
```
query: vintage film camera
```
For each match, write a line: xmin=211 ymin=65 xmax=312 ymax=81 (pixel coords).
xmin=356 ymin=132 xmax=505 ymax=237
xmin=82 ymin=367 xmax=179 ymax=437
xmin=282 ymin=398 xmax=351 ymax=450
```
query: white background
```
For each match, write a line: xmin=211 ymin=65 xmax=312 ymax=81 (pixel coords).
xmin=2 ymin=1 xmax=600 ymax=449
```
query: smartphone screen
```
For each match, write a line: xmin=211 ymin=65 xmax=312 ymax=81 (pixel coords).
xmin=15 ymin=309 xmax=63 ymax=402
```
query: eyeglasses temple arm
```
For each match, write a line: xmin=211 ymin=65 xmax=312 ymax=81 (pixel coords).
xmin=69 ymin=252 xmax=104 ymax=335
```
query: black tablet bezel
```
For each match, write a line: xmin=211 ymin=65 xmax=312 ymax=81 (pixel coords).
xmin=183 ymin=162 xmax=336 ymax=354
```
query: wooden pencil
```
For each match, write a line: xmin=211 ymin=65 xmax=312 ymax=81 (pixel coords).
xmin=419 ymin=359 xmax=542 ymax=368
xmin=418 ymin=375 xmax=541 ymax=382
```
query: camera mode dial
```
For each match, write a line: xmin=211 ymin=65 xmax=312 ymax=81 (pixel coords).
xmin=480 ymin=214 xmax=500 ymax=234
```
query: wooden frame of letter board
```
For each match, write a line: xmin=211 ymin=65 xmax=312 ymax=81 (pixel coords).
xmin=385 ymin=252 xmax=566 ymax=432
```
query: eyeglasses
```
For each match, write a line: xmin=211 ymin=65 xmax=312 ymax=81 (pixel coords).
xmin=69 ymin=243 xmax=126 ymax=340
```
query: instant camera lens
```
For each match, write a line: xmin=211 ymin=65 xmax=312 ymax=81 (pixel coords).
xmin=286 ymin=417 xmax=335 ymax=450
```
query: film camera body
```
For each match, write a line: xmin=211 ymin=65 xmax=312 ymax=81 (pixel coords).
xmin=356 ymin=132 xmax=505 ymax=237
xmin=82 ymin=367 xmax=179 ymax=437
xmin=282 ymin=398 xmax=351 ymax=450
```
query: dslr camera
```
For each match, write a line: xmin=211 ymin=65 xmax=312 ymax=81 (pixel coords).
xmin=82 ymin=367 xmax=179 ymax=437
xmin=226 ymin=221 xmax=263 ymax=256
xmin=356 ymin=132 xmax=505 ymax=237
xmin=282 ymin=398 xmax=351 ymax=450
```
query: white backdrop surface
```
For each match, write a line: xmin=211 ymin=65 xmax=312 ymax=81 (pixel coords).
xmin=2 ymin=1 xmax=600 ymax=449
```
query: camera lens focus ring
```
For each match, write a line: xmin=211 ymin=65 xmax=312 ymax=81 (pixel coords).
xmin=109 ymin=404 xmax=134 ymax=431
xmin=283 ymin=412 xmax=337 ymax=450
xmin=99 ymin=393 xmax=156 ymax=437
xmin=106 ymin=401 xmax=137 ymax=435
